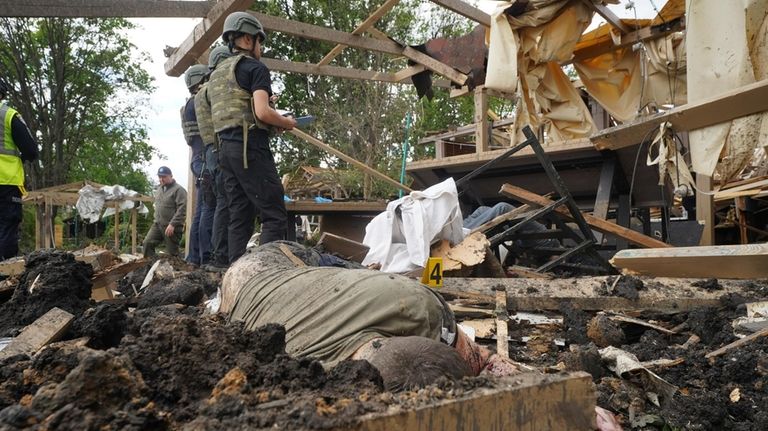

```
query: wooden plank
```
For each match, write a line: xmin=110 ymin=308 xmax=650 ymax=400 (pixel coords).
xmin=591 ymin=79 xmax=768 ymax=150
xmin=284 ymin=201 xmax=387 ymax=214
xmin=474 ymin=87 xmax=490 ymax=152
xmin=289 ymin=128 xmax=413 ymax=193
xmin=131 ymin=208 xmax=138 ymax=255
xmin=0 ymin=308 xmax=74 ymax=360
xmin=91 ymin=259 xmax=149 ymax=291
xmin=610 ymin=244 xmax=768 ymax=279
xmin=705 ymin=327 xmax=768 ymax=359
xmin=580 ymin=0 xmax=631 ymax=33
xmin=317 ymin=0 xmax=401 ymax=66
xmin=427 ymin=0 xmax=491 ymax=27
xmin=278 ymin=244 xmax=307 ymax=267
xmin=0 ymin=0 xmax=214 ymax=18
xmin=253 ymin=12 xmax=467 ymax=85
xmin=469 ymin=204 xmax=532 ymax=235
xmin=495 ymin=288 xmax=509 ymax=359
xmin=401 ymin=46 xmax=467 ymax=85
xmin=507 ymin=265 xmax=554 ymax=279
xmin=697 ymin=174 xmax=715 ymax=245
xmin=438 ymin=276 xmax=756 ymax=312
xmin=499 ymin=183 xmax=671 ymax=249
xmin=317 ymin=232 xmax=370 ymax=263
xmin=262 ymin=57 xmax=451 ymax=87
xmin=331 ymin=372 xmax=595 ymax=431
xmin=164 ymin=0 xmax=254 ymax=76
xmin=393 ymin=64 xmax=427 ymax=82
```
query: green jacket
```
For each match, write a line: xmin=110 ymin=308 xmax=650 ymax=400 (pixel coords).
xmin=153 ymin=180 xmax=187 ymax=228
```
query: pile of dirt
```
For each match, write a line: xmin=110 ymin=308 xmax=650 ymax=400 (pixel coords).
xmin=0 ymin=304 xmax=499 ymax=430
xmin=0 ymin=251 xmax=93 ymax=336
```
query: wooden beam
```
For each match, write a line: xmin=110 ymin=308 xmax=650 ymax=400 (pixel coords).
xmin=499 ymin=183 xmax=671 ymax=249
xmin=610 ymin=244 xmax=768 ymax=279
xmin=0 ymin=308 xmax=74 ymax=360
xmin=252 ymin=12 xmax=467 ymax=85
xmin=592 ymin=79 xmax=768 ymax=150
xmin=474 ymin=86 xmax=490 ymax=152
xmin=332 ymin=373 xmax=595 ymax=430
xmin=317 ymin=0 xmax=401 ymax=66
xmin=580 ymin=0 xmax=631 ymax=34
xmin=0 ymin=0 xmax=214 ymax=18
xmin=317 ymin=232 xmax=370 ymax=263
xmin=427 ymin=0 xmax=491 ymax=27
xmin=164 ymin=0 xmax=254 ymax=76
xmin=289 ymin=128 xmax=413 ymax=193
xmin=91 ymin=259 xmax=149 ymax=291
xmin=393 ymin=64 xmax=427 ymax=82
xmin=438 ymin=277 xmax=756 ymax=312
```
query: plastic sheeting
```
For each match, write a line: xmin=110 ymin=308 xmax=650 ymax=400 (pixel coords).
xmin=686 ymin=0 xmax=768 ymax=180
xmin=75 ymin=184 xmax=149 ymax=223
xmin=486 ymin=0 xmax=596 ymax=143
xmin=361 ymin=178 xmax=466 ymax=274
xmin=574 ymin=32 xmax=688 ymax=123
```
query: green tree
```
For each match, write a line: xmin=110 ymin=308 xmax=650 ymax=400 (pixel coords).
xmin=0 ymin=17 xmax=155 ymax=194
xmin=251 ymin=0 xmax=478 ymax=198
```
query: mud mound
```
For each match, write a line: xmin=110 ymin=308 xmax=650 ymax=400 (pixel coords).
xmin=559 ymin=302 xmax=590 ymax=345
xmin=136 ymin=271 xmax=215 ymax=309
xmin=686 ymin=307 xmax=736 ymax=346
xmin=69 ymin=302 xmax=129 ymax=349
xmin=0 ymin=251 xmax=93 ymax=336
xmin=658 ymin=338 xmax=768 ymax=429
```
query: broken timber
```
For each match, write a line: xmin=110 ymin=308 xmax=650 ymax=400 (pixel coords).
xmin=591 ymin=79 xmax=768 ymax=151
xmin=610 ymin=244 xmax=768 ymax=279
xmin=330 ymin=372 xmax=595 ymax=431
xmin=91 ymin=258 xmax=149 ymax=291
xmin=499 ymin=183 xmax=670 ymax=249
xmin=317 ymin=233 xmax=370 ymax=263
xmin=0 ymin=0 xmax=214 ymax=17
xmin=437 ymin=277 xmax=757 ymax=313
xmin=705 ymin=327 xmax=768 ymax=360
xmin=289 ymin=128 xmax=413 ymax=193
xmin=0 ymin=308 xmax=74 ymax=360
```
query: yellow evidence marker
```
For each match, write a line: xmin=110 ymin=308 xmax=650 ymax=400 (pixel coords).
xmin=421 ymin=257 xmax=443 ymax=288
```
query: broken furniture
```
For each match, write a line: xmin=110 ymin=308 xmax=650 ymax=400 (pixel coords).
xmin=284 ymin=200 xmax=387 ymax=243
xmin=456 ymin=125 xmax=614 ymax=275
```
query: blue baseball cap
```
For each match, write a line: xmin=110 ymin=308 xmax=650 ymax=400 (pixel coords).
xmin=157 ymin=166 xmax=172 ymax=177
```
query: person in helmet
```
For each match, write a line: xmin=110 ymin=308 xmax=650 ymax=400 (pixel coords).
xmin=208 ymin=12 xmax=296 ymax=263
xmin=182 ymin=63 xmax=213 ymax=266
xmin=0 ymin=80 xmax=38 ymax=260
xmin=195 ymin=45 xmax=234 ymax=271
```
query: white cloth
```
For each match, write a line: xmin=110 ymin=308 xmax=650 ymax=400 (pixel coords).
xmin=75 ymin=184 xmax=148 ymax=223
xmin=362 ymin=178 xmax=466 ymax=273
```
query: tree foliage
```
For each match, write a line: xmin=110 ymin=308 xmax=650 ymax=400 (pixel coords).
xmin=0 ymin=17 xmax=155 ymax=194
xmin=251 ymin=0 xmax=478 ymax=198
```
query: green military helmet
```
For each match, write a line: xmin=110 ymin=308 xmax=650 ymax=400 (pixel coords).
xmin=184 ymin=64 xmax=209 ymax=90
xmin=221 ymin=11 xmax=266 ymax=44
xmin=208 ymin=45 xmax=234 ymax=70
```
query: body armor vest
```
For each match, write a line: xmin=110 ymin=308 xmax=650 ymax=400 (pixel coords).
xmin=180 ymin=97 xmax=200 ymax=140
xmin=209 ymin=54 xmax=272 ymax=136
xmin=195 ymin=84 xmax=215 ymax=146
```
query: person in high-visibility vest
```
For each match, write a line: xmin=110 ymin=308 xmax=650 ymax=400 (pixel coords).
xmin=0 ymin=80 xmax=38 ymax=260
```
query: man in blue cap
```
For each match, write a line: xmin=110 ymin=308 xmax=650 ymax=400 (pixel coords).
xmin=143 ymin=166 xmax=187 ymax=257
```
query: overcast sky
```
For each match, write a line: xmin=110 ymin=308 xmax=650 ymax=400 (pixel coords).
xmin=127 ymin=0 xmax=666 ymax=189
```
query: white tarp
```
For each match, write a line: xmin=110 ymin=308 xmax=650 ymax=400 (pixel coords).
xmin=361 ymin=178 xmax=466 ymax=274
xmin=75 ymin=184 xmax=149 ymax=223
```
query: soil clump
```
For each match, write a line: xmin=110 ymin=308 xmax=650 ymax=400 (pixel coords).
xmin=0 ymin=251 xmax=93 ymax=336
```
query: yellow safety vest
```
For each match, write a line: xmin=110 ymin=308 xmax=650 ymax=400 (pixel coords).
xmin=0 ymin=102 xmax=24 ymax=187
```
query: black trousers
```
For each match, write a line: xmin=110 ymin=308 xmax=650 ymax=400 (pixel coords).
xmin=219 ymin=137 xmax=287 ymax=263
xmin=0 ymin=197 xmax=22 ymax=260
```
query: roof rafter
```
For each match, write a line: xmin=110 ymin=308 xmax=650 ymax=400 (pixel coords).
xmin=0 ymin=0 xmax=215 ymax=18
xmin=164 ymin=0 xmax=254 ymax=76
xmin=317 ymin=0 xmax=401 ymax=66
xmin=251 ymin=11 xmax=467 ymax=85
xmin=579 ymin=0 xmax=631 ymax=34
xmin=427 ymin=0 xmax=491 ymax=27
